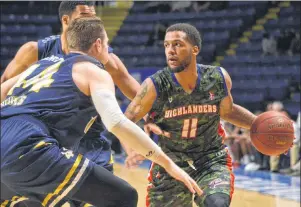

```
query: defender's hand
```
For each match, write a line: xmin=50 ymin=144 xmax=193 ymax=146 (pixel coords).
xmin=164 ymin=162 xmax=203 ymax=196
xmin=125 ymin=151 xmax=145 ymax=169
xmin=144 ymin=122 xmax=170 ymax=138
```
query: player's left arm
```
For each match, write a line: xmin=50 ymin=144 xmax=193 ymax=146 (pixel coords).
xmin=124 ymin=78 xmax=157 ymax=123
xmin=104 ymin=53 xmax=155 ymax=150
xmin=104 ymin=53 xmax=140 ymax=100
xmin=1 ymin=74 xmax=21 ymax=102
xmin=122 ymin=78 xmax=158 ymax=156
xmin=219 ymin=67 xmax=257 ymax=129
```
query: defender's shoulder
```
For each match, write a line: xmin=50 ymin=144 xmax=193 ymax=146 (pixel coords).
xmin=38 ymin=35 xmax=60 ymax=44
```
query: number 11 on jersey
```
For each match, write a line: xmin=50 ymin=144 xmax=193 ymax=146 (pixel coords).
xmin=182 ymin=118 xmax=198 ymax=138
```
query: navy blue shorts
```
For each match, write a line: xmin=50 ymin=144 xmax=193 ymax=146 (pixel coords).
xmin=1 ymin=115 xmax=94 ymax=206
xmin=76 ymin=130 xmax=113 ymax=172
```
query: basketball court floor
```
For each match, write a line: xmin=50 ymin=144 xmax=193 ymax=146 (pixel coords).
xmin=114 ymin=158 xmax=300 ymax=207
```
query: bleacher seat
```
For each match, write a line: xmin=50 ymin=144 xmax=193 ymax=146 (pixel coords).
xmin=284 ymin=101 xmax=300 ymax=116
xmin=291 ymin=93 xmax=300 ymax=102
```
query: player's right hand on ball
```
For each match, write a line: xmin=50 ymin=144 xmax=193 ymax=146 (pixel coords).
xmin=165 ymin=162 xmax=203 ymax=196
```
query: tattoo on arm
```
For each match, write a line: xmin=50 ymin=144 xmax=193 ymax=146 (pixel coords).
xmin=223 ymin=104 xmax=257 ymax=129
xmin=235 ymin=106 xmax=253 ymax=123
xmin=125 ymin=81 xmax=148 ymax=123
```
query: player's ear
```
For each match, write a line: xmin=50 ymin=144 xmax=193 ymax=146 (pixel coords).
xmin=61 ymin=15 xmax=70 ymax=27
xmin=192 ymin=46 xmax=200 ymax=56
xmin=95 ymin=38 xmax=103 ymax=52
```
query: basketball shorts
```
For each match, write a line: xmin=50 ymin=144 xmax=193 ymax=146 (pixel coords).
xmin=75 ymin=130 xmax=114 ymax=172
xmin=1 ymin=182 xmax=43 ymax=207
xmin=146 ymin=148 xmax=235 ymax=207
xmin=1 ymin=115 xmax=94 ymax=206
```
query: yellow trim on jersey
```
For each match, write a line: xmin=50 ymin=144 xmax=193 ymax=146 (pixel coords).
xmin=48 ymin=158 xmax=89 ymax=207
xmin=83 ymin=203 xmax=93 ymax=207
xmin=33 ymin=141 xmax=52 ymax=149
xmin=109 ymin=154 xmax=114 ymax=164
xmin=1 ymin=196 xmax=28 ymax=207
xmin=9 ymin=196 xmax=28 ymax=207
xmin=11 ymin=196 xmax=19 ymax=202
xmin=1 ymin=200 xmax=9 ymax=207
xmin=42 ymin=154 xmax=83 ymax=206
xmin=19 ymin=141 xmax=52 ymax=159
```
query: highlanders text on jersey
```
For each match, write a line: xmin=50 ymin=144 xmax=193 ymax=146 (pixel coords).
xmin=149 ymin=64 xmax=228 ymax=162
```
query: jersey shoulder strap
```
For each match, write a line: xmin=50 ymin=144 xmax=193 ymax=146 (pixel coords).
xmin=37 ymin=35 xmax=61 ymax=59
xmin=149 ymin=67 xmax=175 ymax=99
xmin=198 ymin=64 xmax=228 ymax=99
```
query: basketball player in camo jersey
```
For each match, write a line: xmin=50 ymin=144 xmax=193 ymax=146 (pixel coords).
xmin=124 ymin=23 xmax=257 ymax=207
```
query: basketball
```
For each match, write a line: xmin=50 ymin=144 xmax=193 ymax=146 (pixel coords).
xmin=250 ymin=111 xmax=295 ymax=156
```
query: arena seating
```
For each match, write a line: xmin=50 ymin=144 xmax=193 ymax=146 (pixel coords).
xmin=111 ymin=1 xmax=269 ymax=68
xmin=0 ymin=2 xmax=60 ymax=68
xmin=0 ymin=1 xmax=299 ymax=117
xmin=220 ymin=2 xmax=300 ymax=116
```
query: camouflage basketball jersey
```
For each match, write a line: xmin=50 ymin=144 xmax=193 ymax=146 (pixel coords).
xmin=149 ymin=64 xmax=228 ymax=163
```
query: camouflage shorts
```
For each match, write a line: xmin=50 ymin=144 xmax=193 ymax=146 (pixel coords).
xmin=146 ymin=152 xmax=235 ymax=207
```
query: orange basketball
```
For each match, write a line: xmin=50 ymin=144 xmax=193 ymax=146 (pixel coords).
xmin=250 ymin=111 xmax=295 ymax=156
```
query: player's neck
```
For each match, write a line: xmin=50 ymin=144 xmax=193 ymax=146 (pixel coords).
xmin=68 ymin=50 xmax=87 ymax=56
xmin=174 ymin=62 xmax=198 ymax=93
xmin=61 ymin=32 xmax=70 ymax=54
xmin=175 ymin=62 xmax=197 ymax=82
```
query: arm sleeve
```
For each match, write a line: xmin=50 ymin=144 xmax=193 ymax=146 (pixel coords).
xmin=91 ymin=88 xmax=164 ymax=159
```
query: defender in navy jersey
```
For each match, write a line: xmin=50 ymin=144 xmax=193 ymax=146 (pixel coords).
xmin=124 ymin=23 xmax=257 ymax=207
xmin=38 ymin=34 xmax=114 ymax=60
xmin=37 ymin=33 xmax=115 ymax=172
xmin=0 ymin=1 xmax=140 ymax=178
xmin=1 ymin=2 xmax=129 ymax=207
xmin=0 ymin=2 xmax=142 ymax=207
xmin=1 ymin=17 xmax=202 ymax=207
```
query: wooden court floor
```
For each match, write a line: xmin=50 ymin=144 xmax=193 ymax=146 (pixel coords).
xmin=114 ymin=164 xmax=300 ymax=207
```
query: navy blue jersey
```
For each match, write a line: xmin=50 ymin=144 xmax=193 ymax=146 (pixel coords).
xmin=38 ymin=35 xmax=113 ymax=59
xmin=37 ymin=35 xmax=114 ymax=143
xmin=1 ymin=53 xmax=103 ymax=148
xmin=37 ymin=35 xmax=64 ymax=59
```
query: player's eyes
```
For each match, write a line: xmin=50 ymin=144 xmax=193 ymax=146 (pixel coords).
xmin=164 ymin=43 xmax=181 ymax=48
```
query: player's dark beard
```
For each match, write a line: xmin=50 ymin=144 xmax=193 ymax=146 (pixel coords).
xmin=168 ymin=53 xmax=192 ymax=73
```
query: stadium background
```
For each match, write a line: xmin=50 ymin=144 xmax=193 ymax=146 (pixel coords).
xmin=0 ymin=1 xmax=300 ymax=207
